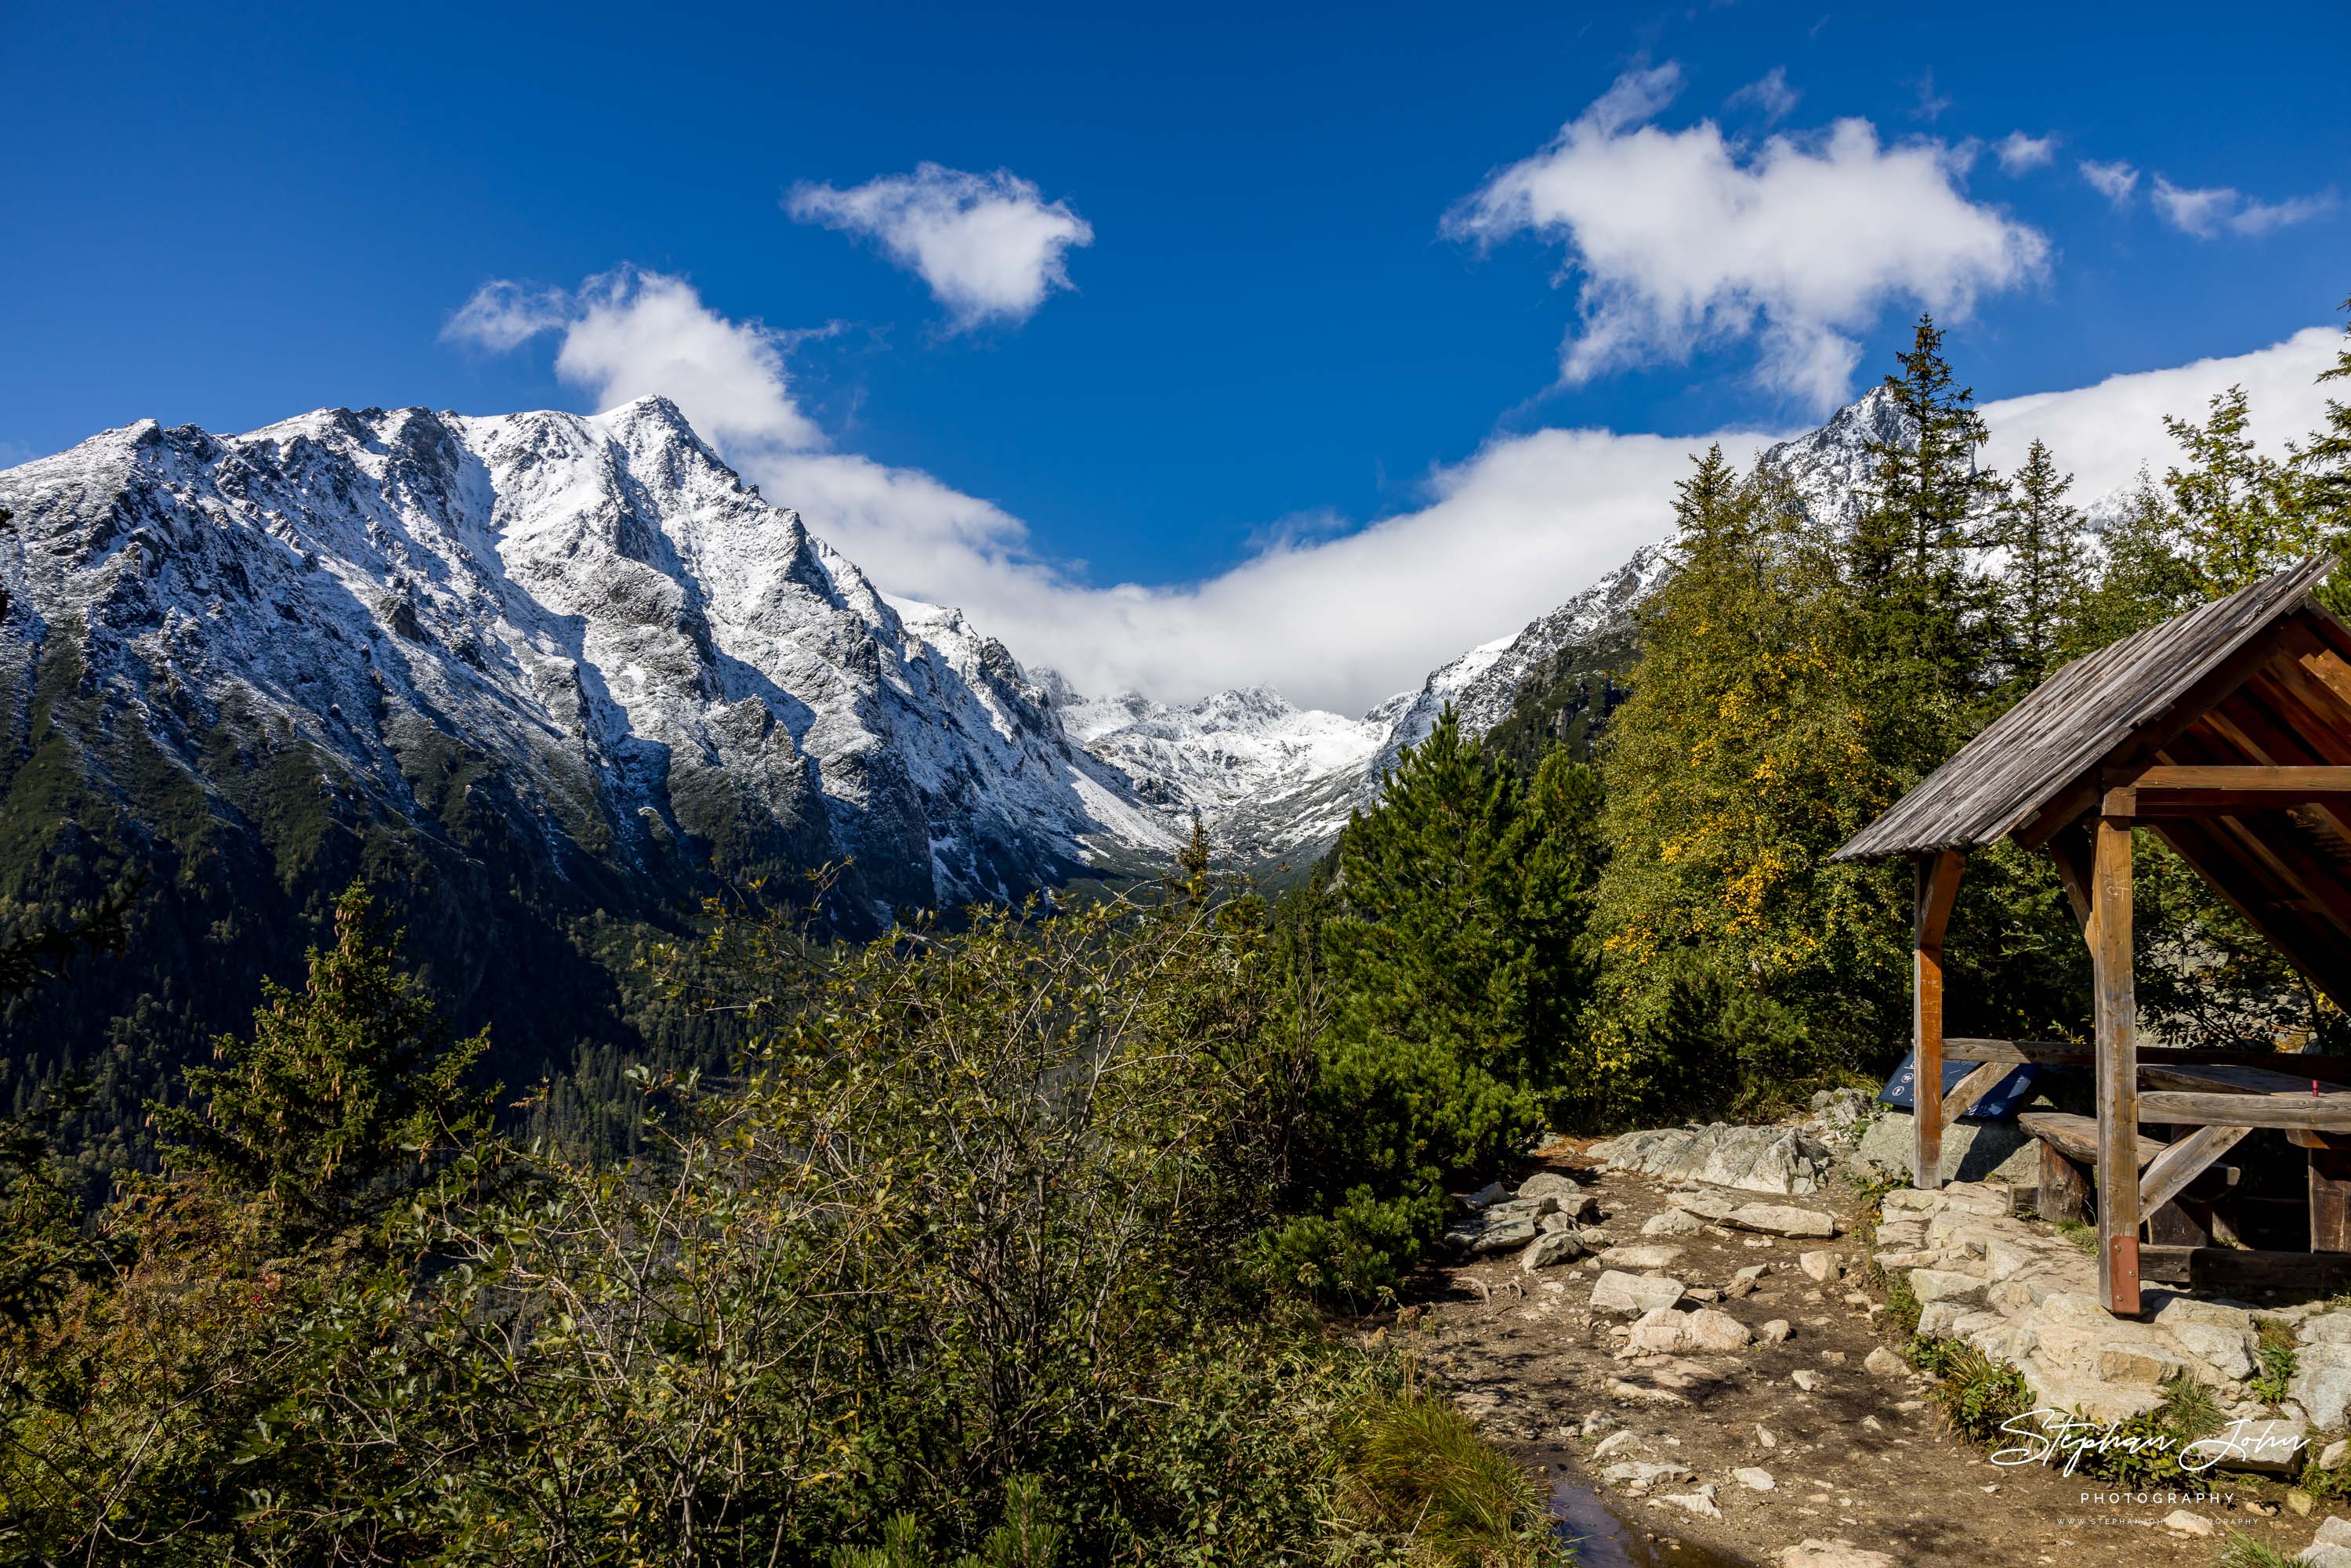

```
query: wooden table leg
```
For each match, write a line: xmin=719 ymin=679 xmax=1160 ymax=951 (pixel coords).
xmin=2313 ymin=1147 xmax=2351 ymax=1252
xmin=2038 ymin=1141 xmax=2088 ymax=1225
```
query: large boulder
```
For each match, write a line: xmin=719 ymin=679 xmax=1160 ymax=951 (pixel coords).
xmin=1588 ymin=1123 xmax=1835 ymax=1195
xmin=1851 ymin=1109 xmax=2038 ymax=1185
xmin=1592 ymin=1270 xmax=1687 ymax=1316
xmin=2291 ymin=1343 xmax=2351 ymax=1432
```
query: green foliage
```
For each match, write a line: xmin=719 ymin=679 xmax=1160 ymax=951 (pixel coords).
xmin=2251 ymin=1323 xmax=2299 ymax=1405
xmin=146 ymin=880 xmax=492 ymax=1243
xmin=1273 ymin=710 xmax=1603 ymax=1295
xmin=1882 ymin=1270 xmax=1922 ymax=1338
xmin=1908 ymin=1338 xmax=2034 ymax=1444
xmin=3 ymin=871 xmax=1557 ymax=1565
xmin=2218 ymin=1532 xmax=2301 ymax=1568
xmin=1335 ymin=1391 xmax=1569 ymax=1566
xmin=1586 ymin=444 xmax=1914 ymax=1113
xmin=2155 ymin=1371 xmax=2226 ymax=1442
xmin=1992 ymin=438 xmax=2092 ymax=690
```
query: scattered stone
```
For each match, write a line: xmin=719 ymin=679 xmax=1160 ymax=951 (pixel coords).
xmin=1680 ymin=1309 xmax=1755 ymax=1353
xmin=1654 ymin=1486 xmax=1722 ymax=1519
xmin=1628 ymin=1306 xmax=1688 ymax=1355
xmin=2315 ymin=1517 xmax=2351 ymax=1547
xmin=1462 ymin=1181 xmax=1511 ymax=1209
xmin=1516 ymin=1171 xmax=1581 ymax=1202
xmin=1592 ymin=1270 xmax=1689 ymax=1316
xmin=1601 ymin=1461 xmax=1694 ymax=1494
xmin=1759 ymin=1319 xmax=1793 ymax=1345
xmin=2158 ymin=1509 xmax=2213 ymax=1537
xmin=1520 ymin=1229 xmax=1583 ymax=1271
xmin=1685 ymin=1286 xmax=1721 ymax=1303
xmin=2289 ymin=1489 xmax=2315 ymax=1517
xmin=2292 ymin=1344 xmax=2351 ymax=1431
xmin=1733 ymin=1466 xmax=1776 ymax=1491
xmin=1799 ymin=1250 xmax=1841 ymax=1283
xmin=1462 ymin=1216 xmax=1538 ymax=1253
xmin=1671 ymin=1191 xmax=1742 ymax=1223
xmin=1588 ymin=1123 xmax=1835 ymax=1196
xmin=1755 ymin=1424 xmax=1777 ymax=1448
xmin=1598 ymin=1243 xmax=1687 ymax=1270
xmin=1791 ymin=1369 xmax=1822 ymax=1392
xmin=1643 ymin=1208 xmax=1705 ymax=1237
xmin=1864 ymin=1346 xmax=1907 ymax=1378
xmin=1819 ymin=1349 xmax=1846 ymax=1365
xmin=1909 ymin=1268 xmax=1987 ymax=1305
xmin=2304 ymin=1541 xmax=2351 ymax=1568
xmin=1726 ymin=1202 xmax=1839 ymax=1239
xmin=1778 ymin=1541 xmax=1897 ymax=1568
xmin=1853 ymin=1109 xmax=2038 ymax=1186
xmin=1726 ymin=1264 xmax=1769 ymax=1298
xmin=1592 ymin=1429 xmax=1642 ymax=1461
xmin=2323 ymin=1438 xmax=2350 ymax=1471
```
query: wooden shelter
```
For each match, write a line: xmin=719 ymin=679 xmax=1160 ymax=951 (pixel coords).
xmin=1834 ymin=558 xmax=2351 ymax=1316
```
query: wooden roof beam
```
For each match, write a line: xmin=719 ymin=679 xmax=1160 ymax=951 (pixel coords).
xmin=2100 ymin=765 xmax=2351 ymax=817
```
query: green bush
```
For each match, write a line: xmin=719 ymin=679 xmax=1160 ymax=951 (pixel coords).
xmin=2 ymin=875 xmax=1561 ymax=1565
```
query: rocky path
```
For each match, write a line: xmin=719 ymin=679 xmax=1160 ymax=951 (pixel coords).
xmin=1386 ymin=1139 xmax=2345 ymax=1567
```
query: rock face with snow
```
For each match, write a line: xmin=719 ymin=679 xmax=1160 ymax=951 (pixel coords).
xmin=0 ymin=397 xmax=1175 ymax=939
xmin=1045 ymin=679 xmax=1382 ymax=865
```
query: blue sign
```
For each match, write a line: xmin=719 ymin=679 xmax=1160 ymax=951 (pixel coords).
xmin=1878 ymin=1052 xmax=2038 ymax=1121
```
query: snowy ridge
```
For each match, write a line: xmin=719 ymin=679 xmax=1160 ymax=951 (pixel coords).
xmin=0 ymin=397 xmax=1177 ymax=930
xmin=0 ymin=383 xmax=1921 ymax=914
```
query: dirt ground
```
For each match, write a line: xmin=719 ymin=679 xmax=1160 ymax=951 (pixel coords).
xmin=1380 ymin=1145 xmax=2346 ymax=1567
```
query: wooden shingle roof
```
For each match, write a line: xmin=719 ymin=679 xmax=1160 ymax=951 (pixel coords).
xmin=1835 ymin=557 xmax=2351 ymax=1006
xmin=1834 ymin=559 xmax=2341 ymax=861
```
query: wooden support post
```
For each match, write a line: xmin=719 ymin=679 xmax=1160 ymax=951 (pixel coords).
xmin=2313 ymin=1148 xmax=2351 ymax=1253
xmin=2038 ymin=1141 xmax=2088 ymax=1225
xmin=2093 ymin=814 xmax=2140 ymax=1316
xmin=1912 ymin=850 xmax=1965 ymax=1190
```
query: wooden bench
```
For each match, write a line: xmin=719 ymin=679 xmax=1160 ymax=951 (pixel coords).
xmin=2017 ymin=1111 xmax=2241 ymax=1242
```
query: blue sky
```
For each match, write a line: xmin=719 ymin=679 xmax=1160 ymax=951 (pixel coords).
xmin=9 ymin=2 xmax=2349 ymax=708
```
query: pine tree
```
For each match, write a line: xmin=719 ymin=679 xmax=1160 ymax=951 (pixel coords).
xmin=1274 ymin=707 xmax=1605 ymax=1290
xmin=2162 ymin=384 xmax=2323 ymax=596
xmin=1992 ymin=438 xmax=2090 ymax=686
xmin=150 ymin=881 xmax=491 ymax=1240
xmin=2302 ymin=295 xmax=2351 ymax=527
xmin=1849 ymin=315 xmax=2003 ymax=708
xmin=1588 ymin=450 xmax=1902 ymax=1110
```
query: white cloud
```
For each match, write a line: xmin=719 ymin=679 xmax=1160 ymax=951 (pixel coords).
xmin=1726 ymin=67 xmax=1799 ymax=122
xmin=2079 ymin=158 xmax=2140 ymax=206
xmin=1995 ymin=132 xmax=2056 ymax=175
xmin=1910 ymin=70 xmax=1952 ymax=122
xmin=2151 ymin=176 xmax=2237 ymax=237
xmin=442 ymin=281 xmax=574 ymax=352
xmin=1981 ymin=327 xmax=2341 ymax=498
xmin=446 ymin=270 xmax=2344 ymax=716
xmin=786 ymin=163 xmax=1092 ymax=329
xmin=1443 ymin=63 xmax=2049 ymax=411
xmin=445 ymin=269 xmax=825 ymax=454
xmin=2153 ymin=175 xmax=2337 ymax=238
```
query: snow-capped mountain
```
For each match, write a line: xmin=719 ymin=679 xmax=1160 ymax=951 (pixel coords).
xmin=0 ymin=379 xmax=1913 ymax=948
xmin=1047 ymin=678 xmax=1385 ymax=862
xmin=0 ymin=397 xmax=1175 ymax=935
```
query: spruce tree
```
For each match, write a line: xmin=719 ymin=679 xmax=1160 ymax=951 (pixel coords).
xmin=2162 ymin=384 xmax=2322 ymax=597
xmin=150 ymin=881 xmax=490 ymax=1240
xmin=2301 ymin=295 xmax=2351 ymax=527
xmin=1848 ymin=314 xmax=2002 ymax=748
xmin=1992 ymin=438 xmax=2090 ymax=686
